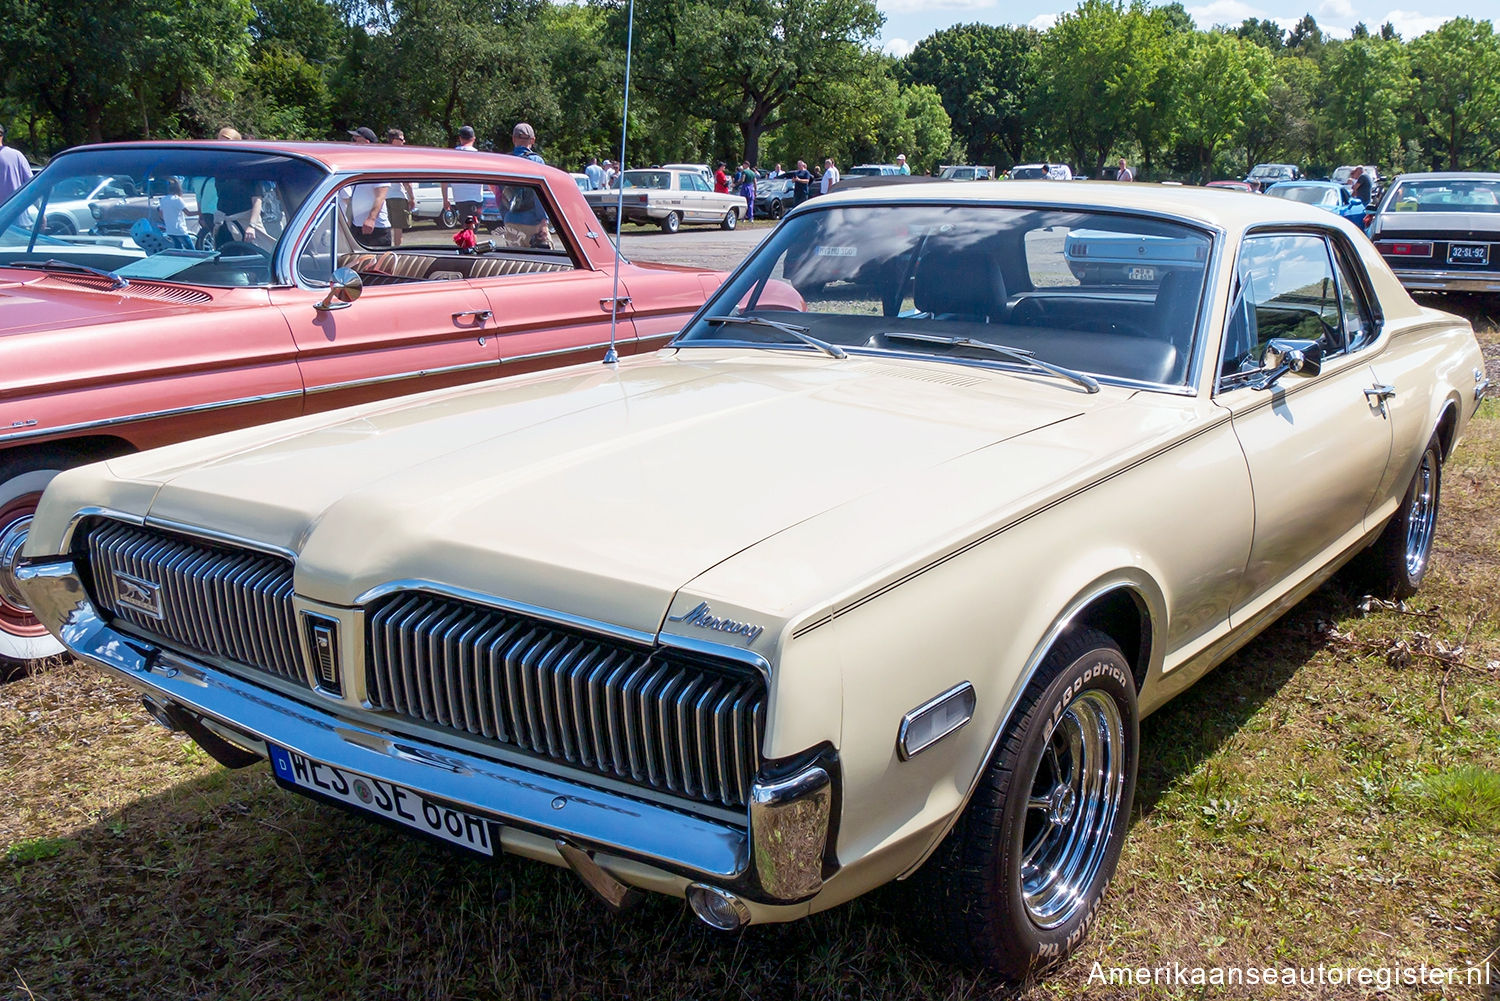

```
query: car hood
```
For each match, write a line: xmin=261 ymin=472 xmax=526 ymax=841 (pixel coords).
xmin=0 ymin=271 xmax=222 ymax=338
xmin=79 ymin=351 xmax=1119 ymax=635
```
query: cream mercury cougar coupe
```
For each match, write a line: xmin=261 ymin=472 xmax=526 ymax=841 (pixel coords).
xmin=18 ymin=183 xmax=1488 ymax=977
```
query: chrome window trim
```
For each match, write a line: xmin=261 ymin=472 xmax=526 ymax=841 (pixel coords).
xmin=0 ymin=389 xmax=303 ymax=447
xmin=353 ymin=579 xmax=657 ymax=648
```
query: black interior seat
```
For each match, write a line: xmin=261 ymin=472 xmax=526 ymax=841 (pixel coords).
xmin=912 ymin=246 xmax=1008 ymax=322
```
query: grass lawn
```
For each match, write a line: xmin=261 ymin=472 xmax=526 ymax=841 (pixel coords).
xmin=2 ymin=302 xmax=1497 ymax=1001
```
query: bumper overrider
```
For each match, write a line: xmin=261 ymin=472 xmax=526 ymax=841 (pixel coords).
xmin=16 ymin=556 xmax=839 ymax=926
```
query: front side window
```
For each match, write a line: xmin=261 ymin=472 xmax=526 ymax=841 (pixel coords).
xmin=676 ymin=204 xmax=1213 ymax=389
xmin=0 ymin=147 xmax=323 ymax=287
xmin=1219 ymin=232 xmax=1345 ymax=385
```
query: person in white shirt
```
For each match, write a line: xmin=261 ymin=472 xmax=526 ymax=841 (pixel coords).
xmin=443 ymin=125 xmax=485 ymax=226
xmin=156 ymin=177 xmax=194 ymax=249
xmin=1116 ymin=157 xmax=1135 ymax=182
xmin=820 ymin=158 xmax=840 ymax=195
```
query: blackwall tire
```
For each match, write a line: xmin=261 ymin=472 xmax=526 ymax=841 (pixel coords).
xmin=911 ymin=627 xmax=1139 ymax=978
xmin=660 ymin=211 xmax=681 ymax=234
xmin=1358 ymin=433 xmax=1443 ymax=599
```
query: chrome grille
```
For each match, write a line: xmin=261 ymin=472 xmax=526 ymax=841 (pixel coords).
xmin=86 ymin=521 xmax=306 ymax=686
xmin=367 ymin=592 xmax=766 ymax=809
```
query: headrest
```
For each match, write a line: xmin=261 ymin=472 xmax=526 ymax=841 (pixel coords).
xmin=913 ymin=246 xmax=1007 ymax=320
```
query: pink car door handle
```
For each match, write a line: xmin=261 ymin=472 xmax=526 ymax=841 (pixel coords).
xmin=452 ymin=309 xmax=492 ymax=324
xmin=599 ymin=297 xmax=633 ymax=311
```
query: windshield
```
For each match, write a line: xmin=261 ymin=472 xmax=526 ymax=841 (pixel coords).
xmin=1385 ymin=178 xmax=1500 ymax=212
xmin=0 ymin=146 xmax=325 ymax=286
xmin=1248 ymin=165 xmax=1291 ymax=180
xmin=1269 ymin=185 xmax=1337 ymax=207
xmin=676 ymin=203 xmax=1213 ymax=388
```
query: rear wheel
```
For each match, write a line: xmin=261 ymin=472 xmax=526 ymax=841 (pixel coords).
xmin=770 ymin=198 xmax=785 ymax=219
xmin=721 ymin=208 xmax=738 ymax=231
xmin=44 ymin=215 xmax=76 ymax=236
xmin=1358 ymin=433 xmax=1443 ymax=598
xmin=912 ymin=628 xmax=1138 ymax=978
xmin=660 ymin=211 xmax=681 ymax=234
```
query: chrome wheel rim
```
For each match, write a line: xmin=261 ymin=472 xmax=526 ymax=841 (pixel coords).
xmin=0 ymin=497 xmax=46 ymax=636
xmin=1020 ymin=688 xmax=1126 ymax=929
xmin=1404 ymin=449 xmax=1438 ymax=578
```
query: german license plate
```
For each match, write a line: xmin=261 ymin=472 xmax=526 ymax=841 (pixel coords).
xmin=1128 ymin=266 xmax=1155 ymax=281
xmin=1447 ymin=243 xmax=1490 ymax=266
xmin=267 ymin=744 xmax=495 ymax=856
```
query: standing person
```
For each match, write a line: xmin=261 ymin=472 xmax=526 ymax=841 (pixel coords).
xmin=0 ymin=123 xmax=33 ymax=204
xmin=713 ymin=162 xmax=731 ymax=194
xmin=820 ymin=158 xmax=840 ymax=196
xmin=442 ymin=125 xmax=484 ymax=227
xmin=735 ymin=161 xmax=758 ymax=221
xmin=585 ymin=156 xmax=605 ymax=189
xmin=383 ymin=128 xmax=414 ymax=246
xmin=1116 ymin=157 xmax=1135 ymax=182
xmin=155 ymin=177 xmax=194 ymax=249
xmin=503 ymin=122 xmax=550 ymax=248
xmin=791 ymin=160 xmax=811 ymax=205
xmin=770 ymin=162 xmax=783 ymax=179
xmin=345 ymin=128 xmax=390 ymax=246
xmin=1349 ymin=165 xmax=1373 ymax=206
xmin=348 ymin=126 xmax=377 ymax=144
xmin=896 ymin=154 xmax=910 ymax=175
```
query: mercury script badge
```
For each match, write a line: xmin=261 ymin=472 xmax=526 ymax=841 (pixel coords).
xmin=666 ymin=602 xmax=764 ymax=643
xmin=114 ymin=572 xmax=163 ymax=619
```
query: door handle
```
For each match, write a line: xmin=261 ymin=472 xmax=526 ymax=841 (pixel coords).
xmin=1363 ymin=384 xmax=1397 ymax=403
xmin=452 ymin=309 xmax=492 ymax=324
xmin=599 ymin=296 xmax=632 ymax=312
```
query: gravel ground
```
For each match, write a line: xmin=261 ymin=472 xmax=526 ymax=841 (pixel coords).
xmin=613 ymin=222 xmax=774 ymax=272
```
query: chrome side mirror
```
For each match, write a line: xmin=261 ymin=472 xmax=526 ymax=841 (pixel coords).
xmin=1252 ymin=338 xmax=1323 ymax=390
xmin=315 ymin=267 xmax=363 ymax=311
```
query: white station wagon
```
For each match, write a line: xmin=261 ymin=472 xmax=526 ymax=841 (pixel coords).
xmin=19 ymin=181 xmax=1487 ymax=978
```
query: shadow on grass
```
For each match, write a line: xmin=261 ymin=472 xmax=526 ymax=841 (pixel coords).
xmin=0 ymin=581 xmax=1366 ymax=1001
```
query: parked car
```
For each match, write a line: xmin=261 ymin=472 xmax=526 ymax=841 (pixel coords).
xmin=1206 ymin=180 xmax=1255 ymax=192
xmin=845 ymin=164 xmax=904 ymax=177
xmin=29 ymin=174 xmax=141 ymax=235
xmin=570 ymin=172 xmax=598 ymax=192
xmin=1244 ymin=163 xmax=1301 ymax=192
xmin=939 ymin=165 xmax=993 ymax=181
xmin=659 ymin=162 xmax=712 ymax=183
xmin=0 ymin=140 xmax=728 ymax=668
xmin=1367 ymin=172 xmax=1500 ymax=295
xmin=1062 ymin=228 xmax=1208 ymax=285
xmin=1009 ymin=163 xmax=1073 ymax=180
xmin=19 ymin=181 xmax=1486 ymax=978
xmin=1332 ymin=164 xmax=1381 ymax=202
xmin=754 ymin=176 xmax=797 ymax=218
xmin=584 ymin=167 xmax=744 ymax=233
xmin=1263 ymin=179 xmax=1367 ymax=226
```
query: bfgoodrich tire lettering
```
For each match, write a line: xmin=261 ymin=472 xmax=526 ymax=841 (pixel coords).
xmin=911 ymin=627 xmax=1139 ymax=978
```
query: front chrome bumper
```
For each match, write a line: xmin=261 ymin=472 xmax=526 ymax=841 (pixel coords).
xmin=18 ymin=557 xmax=837 ymax=908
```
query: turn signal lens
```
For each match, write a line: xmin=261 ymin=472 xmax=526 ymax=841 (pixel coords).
xmin=1380 ymin=241 xmax=1433 ymax=257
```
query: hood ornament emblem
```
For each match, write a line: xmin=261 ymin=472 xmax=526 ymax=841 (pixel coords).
xmin=667 ymin=602 xmax=764 ymax=643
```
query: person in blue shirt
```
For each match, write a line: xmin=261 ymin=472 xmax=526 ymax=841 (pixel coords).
xmin=503 ymin=122 xmax=551 ymax=248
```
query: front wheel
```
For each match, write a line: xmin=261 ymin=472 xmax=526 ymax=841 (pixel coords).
xmin=912 ymin=627 xmax=1138 ymax=978
xmin=721 ymin=208 xmax=738 ymax=231
xmin=770 ymin=199 xmax=784 ymax=219
xmin=0 ymin=454 xmax=73 ymax=672
xmin=660 ymin=211 xmax=681 ymax=234
xmin=1357 ymin=433 xmax=1443 ymax=598
xmin=44 ymin=215 xmax=76 ymax=236
xmin=440 ymin=206 xmax=459 ymax=229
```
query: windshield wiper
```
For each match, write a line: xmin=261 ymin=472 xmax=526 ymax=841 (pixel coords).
xmin=8 ymin=259 xmax=129 ymax=289
xmin=881 ymin=330 xmax=1099 ymax=393
xmin=700 ymin=314 xmax=847 ymax=360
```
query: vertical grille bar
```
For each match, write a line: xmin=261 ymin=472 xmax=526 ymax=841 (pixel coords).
xmin=362 ymin=591 xmax=767 ymax=809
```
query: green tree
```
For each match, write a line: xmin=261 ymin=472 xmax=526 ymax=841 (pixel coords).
xmin=1286 ymin=14 xmax=1323 ymax=54
xmin=1242 ymin=53 xmax=1320 ymax=170
xmin=626 ymin=0 xmax=883 ymax=165
xmin=1322 ymin=36 xmax=1410 ymax=164
xmin=252 ymin=0 xmax=346 ymax=63
xmin=1237 ymin=17 xmax=1284 ymax=51
xmin=1407 ymin=17 xmax=1500 ymax=170
xmin=1032 ymin=0 xmax=1171 ymax=174
xmin=1171 ymin=30 xmax=1273 ymax=181
xmin=899 ymin=23 xmax=1038 ymax=166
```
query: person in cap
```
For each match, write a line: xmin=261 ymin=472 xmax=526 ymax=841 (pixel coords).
xmin=0 ymin=123 xmax=33 ymax=204
xmin=896 ymin=153 xmax=910 ymax=175
xmin=348 ymin=126 xmax=378 ymax=143
xmin=501 ymin=122 xmax=550 ymax=248
xmin=343 ymin=127 xmax=390 ymax=246
xmin=382 ymin=128 xmax=414 ymax=245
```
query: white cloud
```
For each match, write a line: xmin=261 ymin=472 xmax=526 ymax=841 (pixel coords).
xmin=880 ymin=0 xmax=993 ymax=11
xmin=1028 ymin=12 xmax=1059 ymax=29
xmin=1318 ymin=0 xmax=1355 ymax=19
xmin=1378 ymin=8 xmax=1455 ymax=37
xmin=884 ymin=37 xmax=916 ymax=56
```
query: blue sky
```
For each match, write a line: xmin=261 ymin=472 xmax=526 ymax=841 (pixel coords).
xmin=878 ymin=1 xmax=1498 ymax=56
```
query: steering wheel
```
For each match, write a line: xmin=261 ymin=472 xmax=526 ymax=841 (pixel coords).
xmin=215 ymin=240 xmax=271 ymax=260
